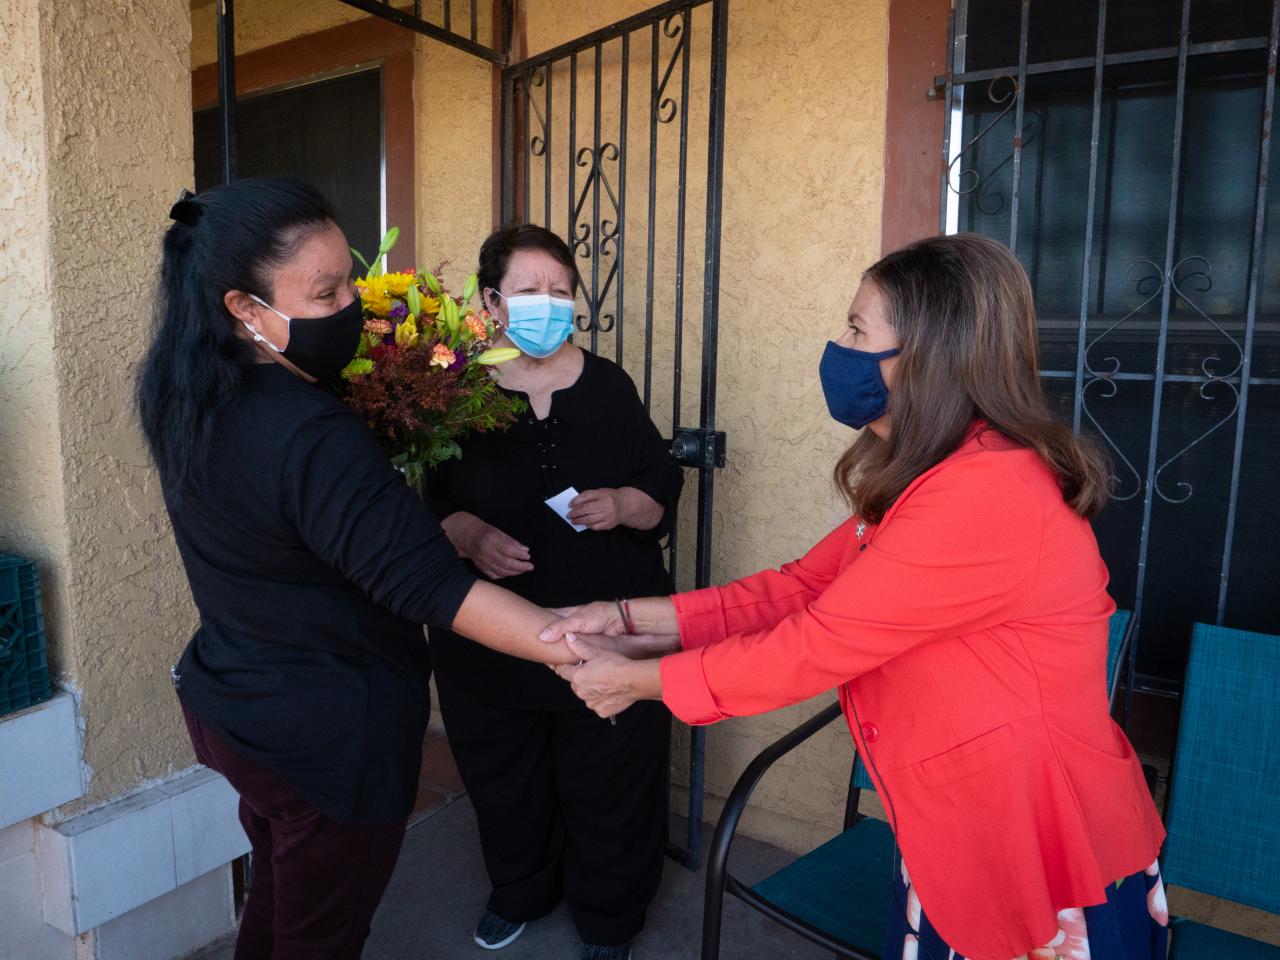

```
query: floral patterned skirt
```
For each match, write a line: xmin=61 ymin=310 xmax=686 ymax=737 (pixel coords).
xmin=882 ymin=856 xmax=1169 ymax=960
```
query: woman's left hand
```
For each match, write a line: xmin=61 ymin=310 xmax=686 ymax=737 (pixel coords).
xmin=568 ymin=487 xmax=663 ymax=532
xmin=554 ymin=635 xmax=662 ymax=718
xmin=567 ymin=488 xmax=625 ymax=531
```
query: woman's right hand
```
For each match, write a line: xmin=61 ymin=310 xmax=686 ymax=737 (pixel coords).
xmin=554 ymin=636 xmax=665 ymax=718
xmin=541 ymin=596 xmax=680 ymax=645
xmin=448 ymin=514 xmax=533 ymax=580
xmin=542 ymin=601 xmax=625 ymax=639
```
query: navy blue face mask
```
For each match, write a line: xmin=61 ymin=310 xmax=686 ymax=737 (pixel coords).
xmin=819 ymin=341 xmax=901 ymax=429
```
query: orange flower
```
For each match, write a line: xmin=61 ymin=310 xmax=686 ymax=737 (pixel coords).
xmin=364 ymin=318 xmax=393 ymax=335
xmin=430 ymin=343 xmax=456 ymax=368
xmin=465 ymin=314 xmax=489 ymax=340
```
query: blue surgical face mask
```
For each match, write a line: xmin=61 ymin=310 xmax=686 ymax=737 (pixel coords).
xmin=491 ymin=291 xmax=575 ymax=358
xmin=819 ymin=340 xmax=902 ymax=429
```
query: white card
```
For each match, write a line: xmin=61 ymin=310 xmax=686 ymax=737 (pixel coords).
xmin=545 ymin=486 xmax=588 ymax=532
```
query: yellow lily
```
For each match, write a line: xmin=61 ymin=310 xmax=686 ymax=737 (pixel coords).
xmin=395 ymin=314 xmax=420 ymax=349
xmin=476 ymin=347 xmax=521 ymax=365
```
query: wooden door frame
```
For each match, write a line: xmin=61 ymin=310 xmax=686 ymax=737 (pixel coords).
xmin=881 ymin=0 xmax=951 ymax=254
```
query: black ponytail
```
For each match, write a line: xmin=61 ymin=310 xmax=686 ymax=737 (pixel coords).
xmin=137 ymin=178 xmax=335 ymax=496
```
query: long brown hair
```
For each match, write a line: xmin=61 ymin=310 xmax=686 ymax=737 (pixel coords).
xmin=835 ymin=233 xmax=1112 ymax=522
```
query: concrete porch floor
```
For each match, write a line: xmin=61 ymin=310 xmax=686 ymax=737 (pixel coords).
xmin=186 ymin=728 xmax=832 ymax=960
xmin=219 ymin=798 xmax=836 ymax=959
xmin=188 ymin=796 xmax=831 ymax=960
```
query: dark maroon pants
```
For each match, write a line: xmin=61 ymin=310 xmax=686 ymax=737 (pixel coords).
xmin=180 ymin=700 xmax=408 ymax=960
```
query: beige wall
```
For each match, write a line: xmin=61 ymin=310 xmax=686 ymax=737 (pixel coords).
xmin=0 ymin=0 xmax=74 ymax=652
xmin=709 ymin=0 xmax=889 ymax=849
xmin=0 ymin=0 xmax=198 ymax=811
xmin=413 ymin=37 xmax=495 ymax=289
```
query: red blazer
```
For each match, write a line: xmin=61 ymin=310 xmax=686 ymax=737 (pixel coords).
xmin=661 ymin=424 xmax=1165 ymax=960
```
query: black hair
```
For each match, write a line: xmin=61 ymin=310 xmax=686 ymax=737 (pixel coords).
xmin=136 ymin=177 xmax=336 ymax=496
xmin=476 ymin=223 xmax=578 ymax=300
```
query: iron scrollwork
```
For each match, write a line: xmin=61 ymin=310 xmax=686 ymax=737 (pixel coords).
xmin=513 ymin=8 xmax=689 ymax=335
xmin=1081 ymin=260 xmax=1165 ymax=501
xmin=655 ymin=12 xmax=687 ymax=124
xmin=947 ymin=75 xmax=1020 ymax=198
xmin=1081 ymin=256 xmax=1240 ymax=504
xmin=1152 ymin=258 xmax=1242 ymax=504
xmin=569 ymin=143 xmax=623 ymax=332
xmin=525 ymin=67 xmax=549 ymax=157
xmin=972 ymin=109 xmax=1044 ymax=216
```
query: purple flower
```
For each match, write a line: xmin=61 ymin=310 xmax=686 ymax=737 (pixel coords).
xmin=390 ymin=301 xmax=409 ymax=320
xmin=454 ymin=349 xmax=468 ymax=367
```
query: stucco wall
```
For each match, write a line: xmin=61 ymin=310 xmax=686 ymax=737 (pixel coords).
xmin=413 ymin=37 xmax=495 ymax=289
xmin=0 ymin=0 xmax=200 ymax=811
xmin=695 ymin=0 xmax=889 ymax=850
xmin=0 ymin=0 xmax=76 ymax=665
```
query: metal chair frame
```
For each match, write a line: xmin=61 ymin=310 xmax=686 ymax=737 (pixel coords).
xmin=701 ymin=701 xmax=879 ymax=960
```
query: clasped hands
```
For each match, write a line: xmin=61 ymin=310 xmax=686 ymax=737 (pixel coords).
xmin=538 ymin=602 xmax=677 ymax=720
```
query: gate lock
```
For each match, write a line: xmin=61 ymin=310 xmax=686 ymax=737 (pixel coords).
xmin=670 ymin=427 xmax=727 ymax=470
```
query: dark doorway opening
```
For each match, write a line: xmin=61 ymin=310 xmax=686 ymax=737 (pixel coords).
xmin=194 ymin=67 xmax=385 ymax=265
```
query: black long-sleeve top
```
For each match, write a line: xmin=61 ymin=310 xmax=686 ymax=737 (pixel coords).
xmin=425 ymin=350 xmax=684 ymax=709
xmin=168 ymin=364 xmax=476 ymax=824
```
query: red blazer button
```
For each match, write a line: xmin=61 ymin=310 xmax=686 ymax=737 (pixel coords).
xmin=861 ymin=722 xmax=880 ymax=743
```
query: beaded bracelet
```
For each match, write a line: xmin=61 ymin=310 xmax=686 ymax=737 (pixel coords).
xmin=615 ymin=598 xmax=637 ymax=635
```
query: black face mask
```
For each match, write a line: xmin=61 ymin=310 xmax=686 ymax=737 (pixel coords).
xmin=245 ymin=293 xmax=364 ymax=381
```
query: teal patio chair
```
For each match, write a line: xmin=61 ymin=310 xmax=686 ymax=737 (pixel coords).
xmin=1162 ymin=623 xmax=1280 ymax=960
xmin=1107 ymin=608 xmax=1132 ymax=707
xmin=701 ymin=610 xmax=1134 ymax=960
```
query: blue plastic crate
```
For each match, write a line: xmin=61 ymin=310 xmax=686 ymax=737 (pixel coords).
xmin=0 ymin=553 xmax=52 ymax=718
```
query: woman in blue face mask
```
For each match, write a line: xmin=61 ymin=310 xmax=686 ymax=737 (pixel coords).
xmin=423 ymin=224 xmax=684 ymax=960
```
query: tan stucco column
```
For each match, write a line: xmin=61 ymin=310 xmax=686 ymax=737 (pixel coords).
xmin=0 ymin=0 xmax=198 ymax=812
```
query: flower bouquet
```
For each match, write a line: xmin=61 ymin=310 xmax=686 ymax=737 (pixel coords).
xmin=340 ymin=228 xmax=525 ymax=492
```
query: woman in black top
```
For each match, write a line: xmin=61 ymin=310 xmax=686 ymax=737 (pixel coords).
xmin=426 ymin=225 xmax=683 ymax=960
xmin=137 ymin=180 xmax=580 ymax=960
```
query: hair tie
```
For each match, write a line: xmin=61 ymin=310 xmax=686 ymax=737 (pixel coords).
xmin=169 ymin=188 xmax=201 ymax=227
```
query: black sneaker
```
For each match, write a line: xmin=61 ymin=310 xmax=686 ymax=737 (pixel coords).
xmin=581 ymin=944 xmax=632 ymax=960
xmin=473 ymin=910 xmax=527 ymax=950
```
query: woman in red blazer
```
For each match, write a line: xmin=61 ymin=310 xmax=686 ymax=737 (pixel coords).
xmin=541 ymin=234 xmax=1168 ymax=960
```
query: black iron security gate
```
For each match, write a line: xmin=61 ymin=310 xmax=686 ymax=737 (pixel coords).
xmin=213 ymin=0 xmax=729 ymax=868
xmin=939 ymin=0 xmax=1280 ymax=713
xmin=499 ymin=0 xmax=730 ymax=869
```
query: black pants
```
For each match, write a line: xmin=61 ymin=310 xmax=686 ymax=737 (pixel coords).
xmin=434 ymin=672 xmax=670 ymax=946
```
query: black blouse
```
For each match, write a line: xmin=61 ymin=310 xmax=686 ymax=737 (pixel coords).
xmin=425 ymin=350 xmax=684 ymax=709
xmin=168 ymin=364 xmax=476 ymax=824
